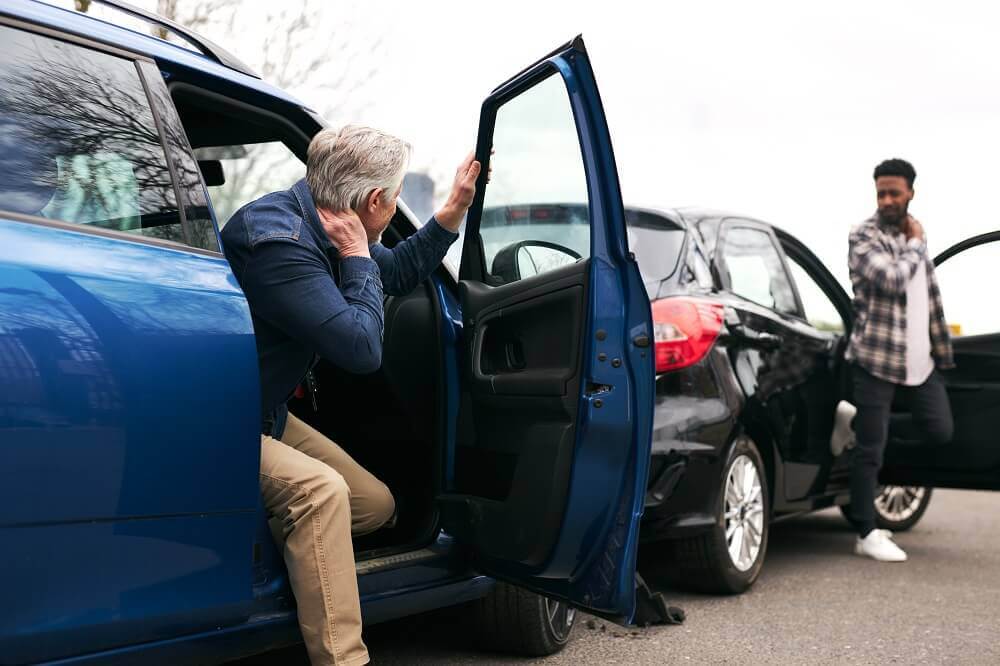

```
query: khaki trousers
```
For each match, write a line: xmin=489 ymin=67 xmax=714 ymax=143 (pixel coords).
xmin=260 ymin=412 xmax=395 ymax=666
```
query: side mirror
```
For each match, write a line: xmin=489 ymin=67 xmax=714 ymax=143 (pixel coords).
xmin=491 ymin=240 xmax=582 ymax=284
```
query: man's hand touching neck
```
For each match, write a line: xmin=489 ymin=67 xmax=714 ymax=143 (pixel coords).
xmin=316 ymin=208 xmax=371 ymax=259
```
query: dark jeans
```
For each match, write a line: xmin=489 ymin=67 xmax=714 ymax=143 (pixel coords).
xmin=849 ymin=365 xmax=953 ymax=537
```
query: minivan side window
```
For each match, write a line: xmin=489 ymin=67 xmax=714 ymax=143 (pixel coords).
xmin=721 ymin=225 xmax=798 ymax=316
xmin=0 ymin=25 xmax=217 ymax=252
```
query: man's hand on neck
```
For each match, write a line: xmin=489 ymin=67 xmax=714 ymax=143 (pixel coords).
xmin=317 ymin=208 xmax=371 ymax=259
xmin=903 ymin=215 xmax=925 ymax=242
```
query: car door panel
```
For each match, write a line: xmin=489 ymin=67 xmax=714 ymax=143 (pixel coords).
xmin=882 ymin=232 xmax=1000 ymax=489
xmin=0 ymin=222 xmax=261 ymax=662
xmin=715 ymin=222 xmax=837 ymax=505
xmin=466 ymin=264 xmax=585 ymax=397
xmin=0 ymin=24 xmax=260 ymax=661
xmin=776 ymin=229 xmax=856 ymax=492
xmin=438 ymin=37 xmax=653 ymax=622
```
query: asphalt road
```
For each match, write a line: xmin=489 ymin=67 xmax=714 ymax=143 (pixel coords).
xmin=244 ymin=489 xmax=1000 ymax=665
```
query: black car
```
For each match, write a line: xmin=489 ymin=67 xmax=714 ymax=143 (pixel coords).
xmin=481 ymin=203 xmax=1000 ymax=593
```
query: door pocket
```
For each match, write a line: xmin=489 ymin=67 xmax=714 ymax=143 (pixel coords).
xmin=473 ymin=285 xmax=583 ymax=396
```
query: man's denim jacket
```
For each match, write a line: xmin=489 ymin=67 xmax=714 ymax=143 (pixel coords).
xmin=220 ymin=178 xmax=457 ymax=438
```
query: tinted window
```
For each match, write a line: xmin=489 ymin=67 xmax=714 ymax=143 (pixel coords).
xmin=721 ymin=226 xmax=798 ymax=315
xmin=478 ymin=73 xmax=589 ymax=285
xmin=0 ymin=26 xmax=211 ymax=251
xmin=786 ymin=257 xmax=845 ymax=333
xmin=625 ymin=209 xmax=685 ymax=286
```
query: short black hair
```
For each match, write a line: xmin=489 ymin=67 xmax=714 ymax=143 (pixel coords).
xmin=873 ymin=158 xmax=916 ymax=189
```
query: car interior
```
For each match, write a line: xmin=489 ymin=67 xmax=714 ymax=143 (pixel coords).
xmin=167 ymin=60 xmax=609 ymax=580
xmin=169 ymin=80 xmax=449 ymax=560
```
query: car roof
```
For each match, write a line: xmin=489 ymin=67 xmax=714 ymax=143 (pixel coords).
xmin=673 ymin=206 xmax=768 ymax=225
xmin=4 ymin=0 xmax=312 ymax=111
xmin=623 ymin=204 xmax=687 ymax=228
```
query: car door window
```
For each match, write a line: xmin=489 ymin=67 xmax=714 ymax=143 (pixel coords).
xmin=0 ymin=25 xmax=216 ymax=252
xmin=786 ymin=258 xmax=846 ymax=333
xmin=479 ymin=73 xmax=589 ymax=285
xmin=194 ymin=141 xmax=305 ymax=228
xmin=721 ymin=226 xmax=798 ymax=315
xmin=934 ymin=240 xmax=1000 ymax=337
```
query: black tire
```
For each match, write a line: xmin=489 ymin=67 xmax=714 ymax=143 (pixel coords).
xmin=463 ymin=582 xmax=576 ymax=657
xmin=840 ymin=486 xmax=933 ymax=532
xmin=657 ymin=437 xmax=770 ymax=594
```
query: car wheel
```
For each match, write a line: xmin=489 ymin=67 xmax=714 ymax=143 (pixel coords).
xmin=659 ymin=437 xmax=770 ymax=594
xmin=841 ymin=486 xmax=933 ymax=532
xmin=464 ymin=582 xmax=576 ymax=656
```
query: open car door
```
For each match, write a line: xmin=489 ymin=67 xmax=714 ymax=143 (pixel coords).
xmin=438 ymin=37 xmax=654 ymax=622
xmin=881 ymin=231 xmax=1000 ymax=489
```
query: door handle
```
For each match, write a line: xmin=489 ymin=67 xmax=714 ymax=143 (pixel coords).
xmin=727 ymin=325 xmax=781 ymax=350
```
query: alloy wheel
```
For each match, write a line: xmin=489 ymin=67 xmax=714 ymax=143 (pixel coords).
xmin=875 ymin=486 xmax=927 ymax=523
xmin=544 ymin=597 xmax=576 ymax=642
xmin=724 ymin=454 xmax=765 ymax=572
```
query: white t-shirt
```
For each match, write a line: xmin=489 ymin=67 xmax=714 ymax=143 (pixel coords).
xmin=905 ymin=260 xmax=935 ymax=386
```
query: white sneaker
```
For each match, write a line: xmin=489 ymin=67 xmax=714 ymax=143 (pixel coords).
xmin=830 ymin=400 xmax=857 ymax=456
xmin=855 ymin=529 xmax=907 ymax=562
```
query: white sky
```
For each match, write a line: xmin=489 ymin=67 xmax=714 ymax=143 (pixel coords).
xmin=341 ymin=1 xmax=998 ymax=279
xmin=340 ymin=0 xmax=999 ymax=333
xmin=46 ymin=0 xmax=1000 ymax=330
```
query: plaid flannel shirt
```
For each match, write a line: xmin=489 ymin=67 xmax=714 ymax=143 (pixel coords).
xmin=845 ymin=215 xmax=954 ymax=383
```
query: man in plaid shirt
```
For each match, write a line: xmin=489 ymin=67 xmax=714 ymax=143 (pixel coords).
xmin=840 ymin=158 xmax=954 ymax=563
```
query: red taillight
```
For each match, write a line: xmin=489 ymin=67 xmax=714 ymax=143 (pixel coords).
xmin=651 ymin=297 xmax=724 ymax=373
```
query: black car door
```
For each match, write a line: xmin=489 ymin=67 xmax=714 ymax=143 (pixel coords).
xmin=714 ymin=220 xmax=841 ymax=504
xmin=776 ymin=228 xmax=856 ymax=491
xmin=881 ymin=231 xmax=1000 ymax=488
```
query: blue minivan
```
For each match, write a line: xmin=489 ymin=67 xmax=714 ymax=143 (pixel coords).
xmin=0 ymin=1 xmax=654 ymax=662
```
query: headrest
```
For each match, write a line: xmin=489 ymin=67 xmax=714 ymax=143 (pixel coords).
xmin=0 ymin=120 xmax=59 ymax=217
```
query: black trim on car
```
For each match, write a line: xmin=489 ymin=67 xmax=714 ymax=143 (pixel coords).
xmin=134 ymin=60 xmax=195 ymax=248
xmin=167 ymin=82 xmax=313 ymax=159
xmin=934 ymin=230 xmax=1000 ymax=266
xmin=0 ymin=210 xmax=225 ymax=259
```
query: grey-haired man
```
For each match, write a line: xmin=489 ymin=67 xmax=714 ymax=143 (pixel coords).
xmin=221 ymin=126 xmax=480 ymax=664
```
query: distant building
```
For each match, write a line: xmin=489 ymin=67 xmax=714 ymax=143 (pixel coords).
xmin=401 ymin=172 xmax=434 ymax=224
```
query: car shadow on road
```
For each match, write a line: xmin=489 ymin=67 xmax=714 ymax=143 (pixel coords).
xmin=233 ymin=511 xmax=865 ymax=665
xmin=639 ymin=507 xmax=861 ymax=599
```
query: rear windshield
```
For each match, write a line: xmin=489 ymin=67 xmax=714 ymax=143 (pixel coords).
xmin=625 ymin=209 xmax=685 ymax=285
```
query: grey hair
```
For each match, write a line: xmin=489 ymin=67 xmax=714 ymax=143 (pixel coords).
xmin=306 ymin=125 xmax=412 ymax=212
